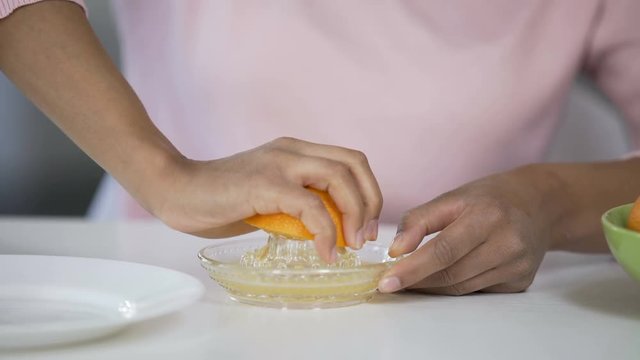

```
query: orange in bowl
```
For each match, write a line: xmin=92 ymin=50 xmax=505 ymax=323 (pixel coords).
xmin=627 ymin=196 xmax=640 ymax=232
xmin=244 ymin=188 xmax=346 ymax=247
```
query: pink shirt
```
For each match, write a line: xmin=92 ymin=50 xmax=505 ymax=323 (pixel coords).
xmin=4 ymin=1 xmax=640 ymax=223
xmin=0 ymin=0 xmax=84 ymax=18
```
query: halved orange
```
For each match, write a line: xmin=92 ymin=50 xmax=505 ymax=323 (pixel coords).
xmin=627 ymin=196 xmax=640 ymax=232
xmin=244 ymin=188 xmax=346 ymax=247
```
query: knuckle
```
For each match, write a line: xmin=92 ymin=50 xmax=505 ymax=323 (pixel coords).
xmin=433 ymin=239 xmax=457 ymax=266
xmin=272 ymin=136 xmax=297 ymax=147
xmin=370 ymin=195 xmax=383 ymax=212
xmin=260 ymin=146 xmax=287 ymax=161
xmin=513 ymin=257 xmax=537 ymax=277
xmin=508 ymin=236 xmax=528 ymax=258
xmin=399 ymin=211 xmax=412 ymax=225
xmin=483 ymin=203 xmax=507 ymax=224
xmin=329 ymin=161 xmax=350 ymax=175
xmin=349 ymin=149 xmax=369 ymax=165
xmin=437 ymin=268 xmax=456 ymax=286
xmin=447 ymin=283 xmax=468 ymax=296
xmin=400 ymin=210 xmax=421 ymax=228
xmin=505 ymin=280 xmax=531 ymax=293
xmin=325 ymin=162 xmax=352 ymax=184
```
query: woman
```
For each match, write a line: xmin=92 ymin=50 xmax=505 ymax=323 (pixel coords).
xmin=1 ymin=0 xmax=639 ymax=295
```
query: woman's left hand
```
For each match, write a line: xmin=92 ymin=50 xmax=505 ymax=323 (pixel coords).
xmin=378 ymin=165 xmax=570 ymax=295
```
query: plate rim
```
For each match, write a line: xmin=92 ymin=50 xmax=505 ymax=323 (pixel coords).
xmin=0 ymin=254 xmax=205 ymax=333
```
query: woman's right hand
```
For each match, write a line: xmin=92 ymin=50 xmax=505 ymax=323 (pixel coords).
xmin=0 ymin=3 xmax=378 ymax=259
xmin=147 ymin=137 xmax=383 ymax=262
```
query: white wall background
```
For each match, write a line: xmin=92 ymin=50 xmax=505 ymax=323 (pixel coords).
xmin=0 ymin=1 xmax=631 ymax=216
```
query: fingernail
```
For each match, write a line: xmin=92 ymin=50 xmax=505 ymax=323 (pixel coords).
xmin=390 ymin=232 xmax=403 ymax=251
xmin=365 ymin=219 xmax=379 ymax=241
xmin=378 ymin=276 xmax=401 ymax=293
xmin=354 ymin=228 xmax=365 ymax=249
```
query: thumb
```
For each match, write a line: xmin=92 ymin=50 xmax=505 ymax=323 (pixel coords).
xmin=389 ymin=195 xmax=463 ymax=257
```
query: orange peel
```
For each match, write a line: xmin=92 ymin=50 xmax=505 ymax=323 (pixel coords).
xmin=627 ymin=196 xmax=640 ymax=232
xmin=244 ymin=188 xmax=346 ymax=247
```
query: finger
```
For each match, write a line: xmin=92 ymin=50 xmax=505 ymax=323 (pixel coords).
xmin=390 ymin=195 xmax=464 ymax=258
xmin=252 ymin=184 xmax=338 ymax=262
xmin=314 ymin=147 xmax=382 ymax=240
xmin=286 ymin=155 xmax=367 ymax=250
xmin=378 ymin=217 xmax=488 ymax=293
xmin=482 ymin=254 xmax=539 ymax=293
xmin=408 ymin=240 xmax=506 ymax=289
xmin=481 ymin=277 xmax=533 ymax=294
xmin=411 ymin=223 xmax=537 ymax=289
xmin=276 ymin=138 xmax=383 ymax=240
xmin=412 ymin=267 xmax=510 ymax=296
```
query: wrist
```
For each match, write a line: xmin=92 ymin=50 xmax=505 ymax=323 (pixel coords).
xmin=114 ymin=137 xmax=189 ymax=217
xmin=511 ymin=164 xmax=574 ymax=250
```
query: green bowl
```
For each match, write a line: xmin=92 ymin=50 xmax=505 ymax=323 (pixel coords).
xmin=602 ymin=203 xmax=640 ymax=282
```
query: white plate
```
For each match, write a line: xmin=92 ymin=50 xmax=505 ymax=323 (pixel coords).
xmin=0 ymin=255 xmax=204 ymax=349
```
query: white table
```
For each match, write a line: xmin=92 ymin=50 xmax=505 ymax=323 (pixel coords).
xmin=0 ymin=217 xmax=639 ymax=360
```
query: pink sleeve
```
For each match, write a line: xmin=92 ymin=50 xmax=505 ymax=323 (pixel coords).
xmin=0 ymin=0 xmax=86 ymax=19
xmin=585 ymin=0 xmax=640 ymax=156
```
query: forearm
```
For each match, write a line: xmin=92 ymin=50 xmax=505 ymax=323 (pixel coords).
xmin=519 ymin=159 xmax=640 ymax=253
xmin=0 ymin=1 xmax=183 ymax=212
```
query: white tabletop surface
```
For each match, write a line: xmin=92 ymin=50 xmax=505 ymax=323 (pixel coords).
xmin=0 ymin=217 xmax=639 ymax=360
